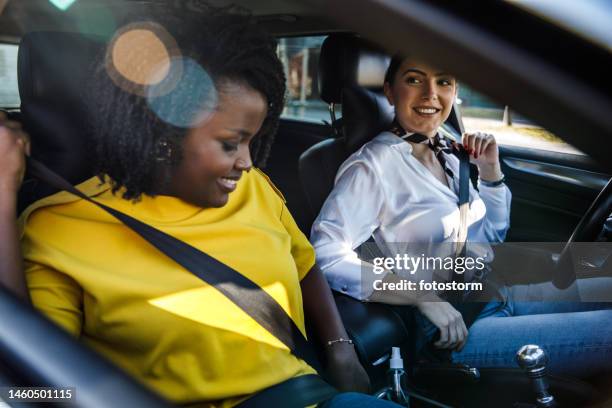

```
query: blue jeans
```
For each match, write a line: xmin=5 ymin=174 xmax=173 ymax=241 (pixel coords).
xmin=419 ymin=277 xmax=612 ymax=377
xmin=319 ymin=392 xmax=403 ymax=407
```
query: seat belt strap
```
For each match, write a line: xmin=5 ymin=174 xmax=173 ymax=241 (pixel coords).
xmin=455 ymin=147 xmax=470 ymax=261
xmin=450 ymin=147 xmax=489 ymax=328
xmin=237 ymin=374 xmax=338 ymax=408
xmin=26 ymin=158 xmax=322 ymax=373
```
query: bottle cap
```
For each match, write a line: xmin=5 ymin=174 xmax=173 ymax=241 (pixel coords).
xmin=390 ymin=347 xmax=403 ymax=370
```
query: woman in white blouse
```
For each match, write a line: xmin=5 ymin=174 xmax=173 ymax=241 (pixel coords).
xmin=311 ymin=56 xmax=612 ymax=377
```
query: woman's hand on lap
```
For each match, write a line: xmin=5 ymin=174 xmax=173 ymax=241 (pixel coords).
xmin=325 ymin=344 xmax=371 ymax=393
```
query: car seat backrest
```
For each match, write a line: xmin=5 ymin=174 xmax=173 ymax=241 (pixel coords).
xmin=318 ymin=34 xmax=388 ymax=105
xmin=17 ymin=32 xmax=105 ymax=213
xmin=299 ymin=34 xmax=393 ymax=229
xmin=342 ymin=86 xmax=395 ymax=153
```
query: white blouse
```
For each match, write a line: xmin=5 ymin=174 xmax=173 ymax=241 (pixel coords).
xmin=310 ymin=131 xmax=512 ymax=300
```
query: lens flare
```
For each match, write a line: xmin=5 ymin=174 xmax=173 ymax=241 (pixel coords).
xmin=112 ymin=29 xmax=170 ymax=86
xmin=105 ymin=22 xmax=180 ymax=97
xmin=146 ymin=57 xmax=218 ymax=128
xmin=106 ymin=22 xmax=218 ymax=128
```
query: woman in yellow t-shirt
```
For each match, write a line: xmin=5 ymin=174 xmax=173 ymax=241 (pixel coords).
xmin=0 ymin=13 xmax=403 ymax=408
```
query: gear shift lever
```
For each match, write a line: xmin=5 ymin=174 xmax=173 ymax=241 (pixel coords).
xmin=516 ymin=345 xmax=556 ymax=407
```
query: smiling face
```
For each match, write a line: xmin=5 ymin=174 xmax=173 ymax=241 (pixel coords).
xmin=383 ymin=58 xmax=457 ymax=137
xmin=163 ymin=80 xmax=268 ymax=208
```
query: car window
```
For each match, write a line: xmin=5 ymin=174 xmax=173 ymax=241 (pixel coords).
xmin=277 ymin=36 xmax=333 ymax=123
xmin=458 ymin=83 xmax=583 ymax=155
xmin=0 ymin=43 xmax=19 ymax=108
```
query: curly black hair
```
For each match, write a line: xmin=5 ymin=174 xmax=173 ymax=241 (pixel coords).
xmin=88 ymin=12 xmax=286 ymax=200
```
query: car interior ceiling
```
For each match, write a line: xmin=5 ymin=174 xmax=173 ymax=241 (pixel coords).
xmin=0 ymin=0 xmax=340 ymax=42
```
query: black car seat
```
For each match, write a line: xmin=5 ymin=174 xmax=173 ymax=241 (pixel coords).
xmin=299 ymin=34 xmax=416 ymax=384
xmin=17 ymin=32 xmax=104 ymax=213
xmin=300 ymin=34 xmax=390 ymax=226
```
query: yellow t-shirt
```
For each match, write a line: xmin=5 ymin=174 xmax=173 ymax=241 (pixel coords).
xmin=19 ymin=169 xmax=317 ymax=407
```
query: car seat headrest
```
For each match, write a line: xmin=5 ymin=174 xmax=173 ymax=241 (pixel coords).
xmin=18 ymin=32 xmax=105 ymax=181
xmin=318 ymin=34 xmax=390 ymax=105
xmin=342 ymin=86 xmax=394 ymax=153
xmin=17 ymin=32 xmax=105 ymax=209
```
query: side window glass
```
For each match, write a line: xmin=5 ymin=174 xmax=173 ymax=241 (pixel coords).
xmin=458 ymin=84 xmax=582 ymax=154
xmin=277 ymin=36 xmax=333 ymax=123
xmin=0 ymin=44 xmax=20 ymax=108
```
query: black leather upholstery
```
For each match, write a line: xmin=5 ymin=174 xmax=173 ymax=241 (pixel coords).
xmin=18 ymin=32 xmax=105 ymax=212
xmin=300 ymin=34 xmax=413 ymax=372
xmin=318 ymin=34 xmax=388 ymax=104
xmin=342 ymin=86 xmax=394 ymax=154
xmin=300 ymin=35 xmax=393 ymax=224
xmin=333 ymin=293 xmax=411 ymax=364
xmin=298 ymin=87 xmax=394 ymax=223
xmin=298 ymin=138 xmax=347 ymax=223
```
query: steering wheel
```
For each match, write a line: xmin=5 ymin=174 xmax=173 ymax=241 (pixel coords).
xmin=553 ymin=177 xmax=612 ymax=289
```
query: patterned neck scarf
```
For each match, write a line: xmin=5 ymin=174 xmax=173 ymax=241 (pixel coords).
xmin=388 ymin=117 xmax=456 ymax=179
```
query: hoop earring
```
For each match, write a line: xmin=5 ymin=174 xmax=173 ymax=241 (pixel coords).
xmin=155 ymin=138 xmax=174 ymax=164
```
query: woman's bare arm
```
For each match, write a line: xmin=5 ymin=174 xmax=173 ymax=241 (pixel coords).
xmin=300 ymin=264 xmax=370 ymax=392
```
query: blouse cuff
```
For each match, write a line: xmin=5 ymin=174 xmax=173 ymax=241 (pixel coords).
xmin=477 ymin=182 xmax=510 ymax=205
xmin=323 ymin=258 xmax=392 ymax=301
